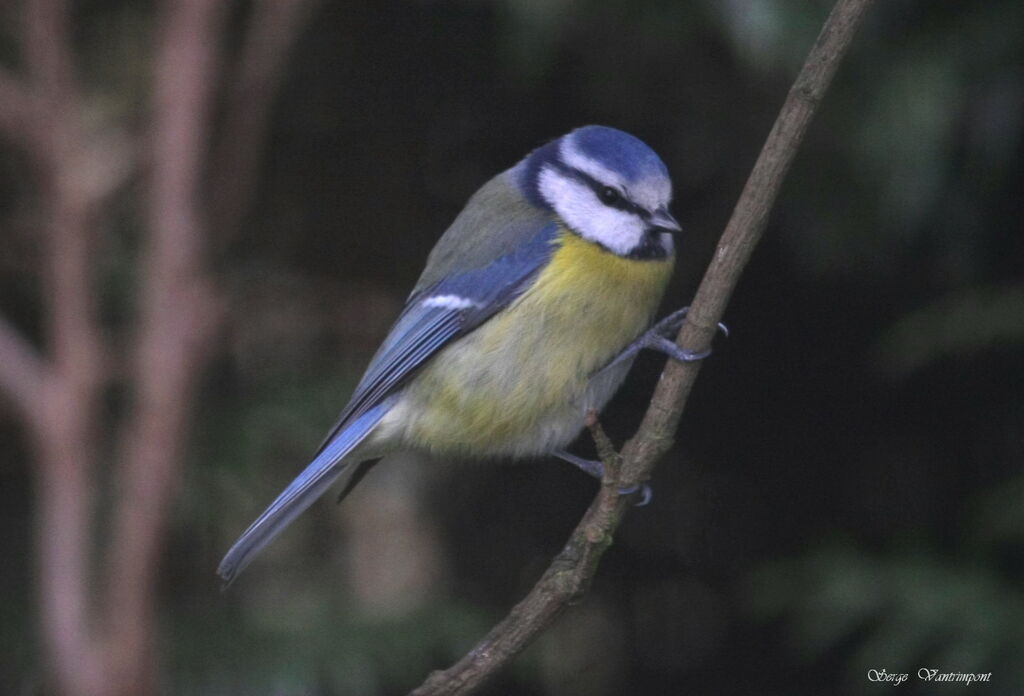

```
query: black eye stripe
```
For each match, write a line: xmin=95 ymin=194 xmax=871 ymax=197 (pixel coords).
xmin=549 ymin=161 xmax=647 ymax=216
xmin=580 ymin=174 xmax=641 ymax=214
xmin=599 ymin=187 xmax=645 ymax=216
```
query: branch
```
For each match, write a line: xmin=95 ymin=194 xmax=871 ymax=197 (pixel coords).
xmin=208 ymin=0 xmax=322 ymax=251
xmin=76 ymin=129 xmax=138 ymax=207
xmin=622 ymin=0 xmax=878 ymax=470
xmin=0 ymin=68 xmax=136 ymax=205
xmin=411 ymin=466 xmax=629 ymax=696
xmin=409 ymin=0 xmax=877 ymax=693
xmin=22 ymin=2 xmax=111 ymax=695
xmin=102 ymin=1 xmax=227 ymax=691
xmin=24 ymin=0 xmax=77 ymax=106
xmin=0 ymin=314 xmax=46 ymax=428
xmin=0 ymin=67 xmax=44 ymax=145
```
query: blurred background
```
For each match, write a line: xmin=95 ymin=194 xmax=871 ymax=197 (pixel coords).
xmin=1 ymin=0 xmax=1022 ymax=694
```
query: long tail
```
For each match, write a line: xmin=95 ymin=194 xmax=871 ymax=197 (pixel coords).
xmin=217 ymin=398 xmax=395 ymax=586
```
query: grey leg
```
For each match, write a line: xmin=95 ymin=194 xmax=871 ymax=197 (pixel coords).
xmin=607 ymin=306 xmax=728 ymax=370
xmin=554 ymin=450 xmax=653 ymax=506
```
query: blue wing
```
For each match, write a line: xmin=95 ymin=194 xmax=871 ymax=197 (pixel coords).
xmin=217 ymin=397 xmax=397 ymax=586
xmin=312 ymin=220 xmax=560 ymax=455
xmin=218 ymin=221 xmax=559 ymax=584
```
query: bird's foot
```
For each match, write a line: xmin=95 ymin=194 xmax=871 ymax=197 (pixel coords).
xmin=554 ymin=450 xmax=652 ymax=506
xmin=650 ymin=306 xmax=730 ymax=339
xmin=609 ymin=306 xmax=728 ymax=368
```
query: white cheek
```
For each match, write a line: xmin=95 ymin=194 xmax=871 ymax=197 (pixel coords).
xmin=538 ymin=168 xmax=644 ymax=255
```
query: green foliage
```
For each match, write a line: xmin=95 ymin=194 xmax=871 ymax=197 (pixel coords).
xmin=167 ymin=596 xmax=490 ymax=695
xmin=874 ymin=284 xmax=1024 ymax=376
xmin=747 ymin=470 xmax=1024 ymax=687
xmin=747 ymin=539 xmax=1024 ymax=687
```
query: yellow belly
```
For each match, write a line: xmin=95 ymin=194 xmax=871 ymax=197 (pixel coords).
xmin=389 ymin=229 xmax=673 ymax=458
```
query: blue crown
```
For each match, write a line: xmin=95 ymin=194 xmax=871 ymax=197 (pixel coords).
xmin=517 ymin=125 xmax=668 ymax=208
xmin=569 ymin=125 xmax=669 ymax=183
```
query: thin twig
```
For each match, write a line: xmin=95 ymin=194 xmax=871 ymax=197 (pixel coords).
xmin=0 ymin=67 xmax=42 ymax=145
xmin=622 ymin=0 xmax=878 ymax=476
xmin=411 ymin=465 xmax=627 ymax=696
xmin=24 ymin=0 xmax=77 ymax=106
xmin=0 ymin=315 xmax=46 ymax=428
xmin=408 ymin=0 xmax=877 ymax=693
xmin=585 ymin=409 xmax=621 ymax=481
xmin=208 ymin=0 xmax=322 ymax=251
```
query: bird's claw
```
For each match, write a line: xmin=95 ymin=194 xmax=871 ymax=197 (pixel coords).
xmin=641 ymin=306 xmax=728 ymax=364
xmin=645 ymin=335 xmax=711 ymax=362
xmin=554 ymin=450 xmax=653 ymax=507
xmin=618 ymin=482 xmax=653 ymax=507
xmin=653 ymin=306 xmax=729 ymax=340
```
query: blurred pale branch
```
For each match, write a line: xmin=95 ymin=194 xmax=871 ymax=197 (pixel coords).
xmin=210 ymin=0 xmax=323 ymax=251
xmin=24 ymin=3 xmax=109 ymax=694
xmin=0 ymin=67 xmax=44 ymax=145
xmin=101 ymin=4 xmax=228 ymax=692
xmin=0 ymin=1 xmax=319 ymax=695
xmin=0 ymin=65 xmax=137 ymax=208
xmin=0 ymin=315 xmax=44 ymax=428
xmin=410 ymin=0 xmax=878 ymax=693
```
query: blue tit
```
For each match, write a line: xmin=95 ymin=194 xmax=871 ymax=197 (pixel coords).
xmin=218 ymin=125 xmax=706 ymax=585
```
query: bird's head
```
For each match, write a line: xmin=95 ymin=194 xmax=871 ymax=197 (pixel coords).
xmin=518 ymin=125 xmax=679 ymax=259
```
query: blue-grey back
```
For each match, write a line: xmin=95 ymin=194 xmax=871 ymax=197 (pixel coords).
xmin=412 ymin=167 xmax=553 ymax=297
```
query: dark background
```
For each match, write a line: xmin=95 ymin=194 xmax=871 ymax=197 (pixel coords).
xmin=2 ymin=0 xmax=1023 ymax=694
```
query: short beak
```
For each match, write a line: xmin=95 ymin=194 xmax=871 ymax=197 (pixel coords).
xmin=648 ymin=208 xmax=681 ymax=234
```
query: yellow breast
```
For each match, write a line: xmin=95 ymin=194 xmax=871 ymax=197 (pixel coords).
xmin=395 ymin=228 xmax=674 ymax=457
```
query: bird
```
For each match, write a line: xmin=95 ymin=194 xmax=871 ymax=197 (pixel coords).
xmin=218 ymin=125 xmax=712 ymax=585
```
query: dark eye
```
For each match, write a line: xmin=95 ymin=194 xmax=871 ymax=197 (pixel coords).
xmin=598 ymin=186 xmax=621 ymax=205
